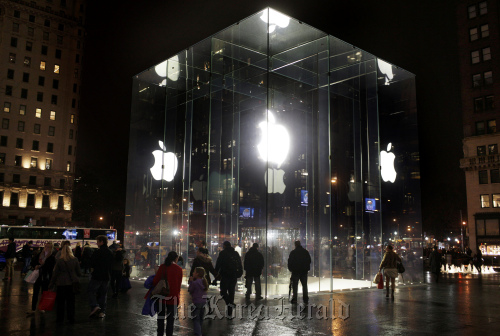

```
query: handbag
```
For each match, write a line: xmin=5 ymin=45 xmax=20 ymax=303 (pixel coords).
xmin=373 ymin=272 xmax=381 ymax=284
xmin=397 ymin=262 xmax=405 ymax=274
xmin=63 ymin=261 xmax=81 ymax=294
xmin=151 ymin=266 xmax=170 ymax=297
xmin=38 ymin=291 xmax=57 ymax=311
xmin=24 ymin=270 xmax=34 ymax=282
xmin=25 ymin=269 xmax=40 ymax=284
xmin=377 ymin=272 xmax=384 ymax=289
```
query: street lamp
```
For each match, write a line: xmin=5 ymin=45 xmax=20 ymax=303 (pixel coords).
xmin=461 ymin=221 xmax=467 ymax=252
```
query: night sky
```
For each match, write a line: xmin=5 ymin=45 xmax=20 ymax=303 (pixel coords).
xmin=77 ymin=0 xmax=465 ymax=236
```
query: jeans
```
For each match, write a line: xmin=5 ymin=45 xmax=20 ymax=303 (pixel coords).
xmin=220 ymin=277 xmax=237 ymax=315
xmin=5 ymin=258 xmax=15 ymax=279
xmin=110 ymin=270 xmax=122 ymax=294
xmin=32 ymin=277 xmax=49 ymax=311
xmin=22 ymin=257 xmax=32 ymax=274
xmin=56 ymin=285 xmax=75 ymax=322
xmin=245 ymin=275 xmax=261 ymax=296
xmin=88 ymin=279 xmax=108 ymax=313
xmin=157 ymin=302 xmax=176 ymax=336
xmin=192 ymin=302 xmax=205 ymax=336
xmin=291 ymin=272 xmax=309 ymax=303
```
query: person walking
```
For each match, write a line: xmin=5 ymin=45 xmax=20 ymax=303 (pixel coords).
xmin=88 ymin=235 xmax=113 ymax=318
xmin=189 ymin=248 xmax=217 ymax=288
xmin=111 ymin=247 xmax=125 ymax=298
xmin=74 ymin=242 xmax=82 ymax=263
xmin=21 ymin=240 xmax=33 ymax=277
xmin=55 ymin=241 xmax=71 ymax=260
xmin=2 ymin=237 xmax=16 ymax=281
xmin=244 ymin=243 xmax=264 ymax=300
xmin=28 ymin=242 xmax=56 ymax=314
xmin=81 ymin=242 xmax=93 ymax=275
xmin=379 ymin=245 xmax=402 ymax=300
xmin=120 ymin=258 xmax=132 ymax=293
xmin=429 ymin=246 xmax=442 ymax=283
xmin=474 ymin=248 xmax=483 ymax=273
xmin=287 ymin=241 xmax=311 ymax=304
xmin=188 ymin=267 xmax=208 ymax=336
xmin=49 ymin=245 xmax=81 ymax=323
xmin=149 ymin=251 xmax=183 ymax=336
xmin=215 ymin=241 xmax=243 ymax=316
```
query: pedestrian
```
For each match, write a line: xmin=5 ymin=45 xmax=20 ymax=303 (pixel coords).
xmin=74 ymin=242 xmax=82 ymax=262
xmin=21 ymin=240 xmax=33 ymax=277
xmin=287 ymin=241 xmax=311 ymax=304
xmin=111 ymin=247 xmax=125 ymax=298
xmin=474 ymin=248 xmax=483 ymax=273
xmin=189 ymin=248 xmax=217 ymax=288
xmin=429 ymin=246 xmax=442 ymax=283
xmin=49 ymin=244 xmax=81 ymax=324
xmin=244 ymin=243 xmax=264 ymax=300
xmin=214 ymin=241 xmax=243 ymax=316
xmin=2 ymin=237 xmax=16 ymax=281
xmin=120 ymin=258 xmax=131 ymax=293
xmin=379 ymin=245 xmax=402 ymax=300
xmin=28 ymin=242 xmax=56 ymax=314
xmin=109 ymin=240 xmax=119 ymax=252
xmin=82 ymin=242 xmax=93 ymax=274
xmin=88 ymin=235 xmax=113 ymax=318
xmin=188 ymin=267 xmax=208 ymax=336
xmin=55 ymin=241 xmax=71 ymax=259
xmin=149 ymin=251 xmax=183 ymax=336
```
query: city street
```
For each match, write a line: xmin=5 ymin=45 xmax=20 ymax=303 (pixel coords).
xmin=1 ymin=271 xmax=499 ymax=335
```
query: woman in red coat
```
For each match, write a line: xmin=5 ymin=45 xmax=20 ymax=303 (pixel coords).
xmin=150 ymin=251 xmax=183 ymax=336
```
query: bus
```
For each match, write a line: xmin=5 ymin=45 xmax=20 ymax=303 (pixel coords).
xmin=0 ymin=225 xmax=117 ymax=253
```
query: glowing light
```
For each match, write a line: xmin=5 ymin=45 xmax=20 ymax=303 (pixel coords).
xmin=380 ymin=143 xmax=397 ymax=183
xmin=257 ymin=111 xmax=289 ymax=168
xmin=150 ymin=141 xmax=178 ymax=182
xmin=155 ymin=55 xmax=180 ymax=82
xmin=377 ymin=59 xmax=394 ymax=85
xmin=260 ymin=9 xmax=290 ymax=33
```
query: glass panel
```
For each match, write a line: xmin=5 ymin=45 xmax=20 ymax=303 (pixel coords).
xmin=480 ymin=194 xmax=490 ymax=208
xmin=492 ymin=194 xmax=500 ymax=207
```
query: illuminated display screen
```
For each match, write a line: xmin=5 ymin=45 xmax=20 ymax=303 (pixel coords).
xmin=239 ymin=207 xmax=254 ymax=219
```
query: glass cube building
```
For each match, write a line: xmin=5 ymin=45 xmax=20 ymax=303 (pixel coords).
xmin=125 ymin=8 xmax=422 ymax=294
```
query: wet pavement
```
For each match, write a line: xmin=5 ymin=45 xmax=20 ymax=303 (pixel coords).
xmin=1 ymin=270 xmax=499 ymax=335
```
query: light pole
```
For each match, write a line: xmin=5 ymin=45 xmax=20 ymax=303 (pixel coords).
xmin=461 ymin=221 xmax=466 ymax=252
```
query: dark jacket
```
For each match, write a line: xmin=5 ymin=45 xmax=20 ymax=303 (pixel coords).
xmin=5 ymin=241 xmax=16 ymax=259
xmin=190 ymin=254 xmax=217 ymax=285
xmin=31 ymin=250 xmax=57 ymax=282
xmin=74 ymin=246 xmax=82 ymax=260
xmin=429 ymin=250 xmax=442 ymax=274
xmin=244 ymin=247 xmax=264 ymax=276
xmin=288 ymin=245 xmax=311 ymax=274
xmin=112 ymin=249 xmax=125 ymax=271
xmin=90 ymin=245 xmax=113 ymax=281
xmin=49 ymin=257 xmax=82 ymax=287
xmin=215 ymin=246 xmax=242 ymax=279
xmin=21 ymin=244 xmax=33 ymax=258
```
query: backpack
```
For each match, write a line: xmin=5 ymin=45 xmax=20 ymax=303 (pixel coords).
xmin=226 ymin=251 xmax=243 ymax=278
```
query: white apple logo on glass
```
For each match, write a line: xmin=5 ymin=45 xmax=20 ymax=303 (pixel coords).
xmin=155 ymin=55 xmax=180 ymax=86
xmin=377 ymin=59 xmax=394 ymax=86
xmin=380 ymin=142 xmax=397 ymax=183
xmin=257 ymin=111 xmax=290 ymax=194
xmin=150 ymin=140 xmax=178 ymax=182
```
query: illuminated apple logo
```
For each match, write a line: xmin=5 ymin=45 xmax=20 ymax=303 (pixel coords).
xmin=257 ymin=111 xmax=289 ymax=194
xmin=260 ymin=8 xmax=290 ymax=34
xmin=377 ymin=59 xmax=394 ymax=86
xmin=380 ymin=143 xmax=397 ymax=183
xmin=150 ymin=141 xmax=178 ymax=182
xmin=155 ymin=55 xmax=180 ymax=86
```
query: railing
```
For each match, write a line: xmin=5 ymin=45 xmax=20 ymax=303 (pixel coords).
xmin=460 ymin=154 xmax=500 ymax=169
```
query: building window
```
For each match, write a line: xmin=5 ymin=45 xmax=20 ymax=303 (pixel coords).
xmin=483 ymin=47 xmax=491 ymax=61
xmin=73 ymin=83 xmax=77 ymax=93
xmin=21 ymin=88 xmax=28 ymax=99
xmin=477 ymin=145 xmax=486 ymax=156
xmin=492 ymin=169 xmax=500 ymax=183
xmin=32 ymin=140 xmax=39 ymax=151
xmin=40 ymin=61 xmax=46 ymax=71
xmin=30 ymin=157 xmax=37 ymax=168
xmin=55 ymin=49 xmax=61 ymax=59
xmin=43 ymin=31 xmax=49 ymax=40
xmin=44 ymin=19 xmax=50 ymax=27
xmin=488 ymin=144 xmax=498 ymax=155
xmin=485 ymin=95 xmax=494 ymax=110
xmin=45 ymin=159 xmax=52 ymax=170
xmin=479 ymin=1 xmax=488 ymax=15
xmin=42 ymin=195 xmax=50 ymax=208
xmin=27 ymin=27 xmax=34 ymax=37
xmin=60 ymin=179 xmax=65 ymax=189
xmin=26 ymin=41 xmax=33 ymax=52
xmin=38 ymin=76 xmax=44 ymax=86
xmin=35 ymin=108 xmax=42 ymax=118
xmin=29 ymin=14 xmax=35 ymax=23
xmin=479 ymin=170 xmax=489 ymax=184
xmin=21 ymin=73 xmax=29 ymax=83
xmin=7 ymin=69 xmax=14 ymax=79
xmin=51 ymin=95 xmax=57 ymax=105
xmin=53 ymin=79 xmax=59 ymax=89
xmin=13 ymin=174 xmax=20 ymax=184
xmin=16 ymin=138 xmax=23 ymax=149
xmin=4 ymin=102 xmax=11 ymax=113
xmin=12 ymin=22 xmax=19 ymax=32
xmin=10 ymin=192 xmax=19 ymax=206
xmin=487 ymin=119 xmax=496 ymax=133
xmin=50 ymin=111 xmax=56 ymax=120
xmin=57 ymin=35 xmax=63 ymax=44
xmin=11 ymin=37 xmax=18 ymax=48
xmin=27 ymin=194 xmax=35 ymax=207
xmin=470 ymin=27 xmax=479 ymax=41
xmin=68 ymin=145 xmax=72 ymax=155
xmin=69 ymin=129 xmax=73 ymax=139
xmin=28 ymin=176 xmax=36 ymax=185
xmin=481 ymin=194 xmax=490 ymax=208
xmin=18 ymin=121 xmax=25 ymax=132
xmin=48 ymin=126 xmax=55 ymax=136
xmin=0 ymin=136 xmax=7 ymax=146
xmin=44 ymin=177 xmax=51 ymax=187
xmin=34 ymin=123 xmax=40 ymax=134
xmin=41 ymin=45 xmax=48 ymax=55
xmin=0 ymin=174 xmax=3 ymax=183
xmin=473 ymin=73 xmax=482 ymax=87
xmin=471 ymin=50 xmax=480 ymax=64
xmin=9 ymin=53 xmax=16 ymax=63
xmin=484 ymin=71 xmax=493 ymax=85
xmin=24 ymin=57 xmax=31 ymax=67
xmin=0 ymin=153 xmax=5 ymax=165
xmin=36 ymin=92 xmax=43 ymax=102
xmin=66 ymin=161 xmax=71 ymax=172
xmin=5 ymin=85 xmax=13 ymax=96
xmin=54 ymin=65 xmax=60 ymax=74
xmin=58 ymin=196 xmax=64 ymax=209
xmin=468 ymin=4 xmax=477 ymax=18
xmin=14 ymin=155 xmax=22 ymax=166
xmin=14 ymin=10 xmax=20 ymax=18
xmin=2 ymin=118 xmax=9 ymax=129
xmin=71 ymin=99 xmax=76 ymax=108
xmin=58 ymin=23 xmax=64 ymax=31
xmin=47 ymin=142 xmax=53 ymax=153
xmin=70 ymin=114 xmax=75 ymax=124
xmin=481 ymin=24 xmax=489 ymax=38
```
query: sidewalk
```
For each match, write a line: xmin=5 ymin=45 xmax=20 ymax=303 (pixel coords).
xmin=1 ymin=270 xmax=499 ymax=335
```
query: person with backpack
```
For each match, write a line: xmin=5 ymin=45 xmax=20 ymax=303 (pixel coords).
xmin=287 ymin=241 xmax=311 ymax=304
xmin=214 ymin=241 xmax=243 ymax=316
xmin=244 ymin=243 xmax=264 ymax=300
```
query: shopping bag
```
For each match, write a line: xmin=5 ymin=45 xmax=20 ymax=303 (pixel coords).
xmin=377 ymin=273 xmax=384 ymax=289
xmin=142 ymin=295 xmax=158 ymax=317
xmin=25 ymin=269 xmax=39 ymax=284
xmin=24 ymin=270 xmax=34 ymax=282
xmin=373 ymin=272 xmax=381 ymax=284
xmin=38 ymin=291 xmax=57 ymax=311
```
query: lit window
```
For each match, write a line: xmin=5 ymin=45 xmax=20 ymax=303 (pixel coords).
xmin=54 ymin=64 xmax=60 ymax=73
xmin=477 ymin=145 xmax=486 ymax=156
xmin=468 ymin=5 xmax=477 ymax=19
xmin=484 ymin=71 xmax=493 ymax=85
xmin=480 ymin=194 xmax=490 ymax=207
xmin=35 ymin=108 xmax=41 ymax=118
xmin=50 ymin=111 xmax=56 ymax=120
xmin=4 ymin=102 xmax=11 ymax=113
xmin=483 ymin=47 xmax=491 ymax=61
xmin=470 ymin=27 xmax=478 ymax=41
xmin=493 ymin=194 xmax=500 ymax=207
xmin=9 ymin=53 xmax=16 ymax=63
xmin=45 ymin=159 xmax=52 ymax=170
xmin=20 ymin=105 xmax=26 ymax=115
xmin=31 ymin=157 xmax=37 ymax=168
xmin=70 ymin=114 xmax=75 ymax=124
xmin=481 ymin=24 xmax=489 ymax=38
xmin=479 ymin=1 xmax=487 ymax=15
xmin=40 ymin=61 xmax=46 ymax=70
xmin=471 ymin=50 xmax=480 ymax=64
xmin=66 ymin=161 xmax=71 ymax=172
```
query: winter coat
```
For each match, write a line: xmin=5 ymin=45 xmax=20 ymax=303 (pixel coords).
xmin=287 ymin=246 xmax=311 ymax=274
xmin=74 ymin=246 xmax=82 ymax=261
xmin=188 ymin=278 xmax=207 ymax=304
xmin=190 ymin=254 xmax=217 ymax=285
xmin=379 ymin=251 xmax=402 ymax=269
xmin=244 ymin=247 xmax=264 ymax=276
xmin=49 ymin=257 xmax=81 ymax=287
xmin=112 ymin=249 xmax=125 ymax=271
xmin=148 ymin=263 xmax=183 ymax=305
xmin=5 ymin=242 xmax=16 ymax=259
xmin=215 ymin=246 xmax=242 ymax=279
xmin=21 ymin=244 xmax=33 ymax=258
xmin=31 ymin=250 xmax=57 ymax=282
xmin=90 ymin=245 xmax=113 ymax=281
